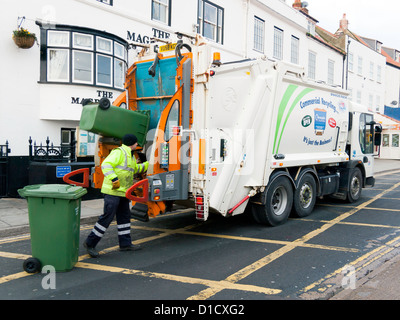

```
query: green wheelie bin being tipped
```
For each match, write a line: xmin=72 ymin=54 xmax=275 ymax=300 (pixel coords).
xmin=79 ymin=97 xmax=150 ymax=146
xmin=18 ymin=184 xmax=87 ymax=273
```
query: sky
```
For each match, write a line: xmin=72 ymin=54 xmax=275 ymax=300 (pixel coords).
xmin=305 ymin=0 xmax=400 ymax=50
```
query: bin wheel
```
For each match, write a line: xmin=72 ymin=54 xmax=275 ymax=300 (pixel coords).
xmin=23 ymin=257 xmax=41 ymax=273
xmin=99 ymin=97 xmax=111 ymax=110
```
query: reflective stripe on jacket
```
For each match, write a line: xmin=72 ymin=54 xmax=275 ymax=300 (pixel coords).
xmin=101 ymin=144 xmax=149 ymax=197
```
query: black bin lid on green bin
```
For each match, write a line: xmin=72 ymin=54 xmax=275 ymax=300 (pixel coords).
xmin=18 ymin=184 xmax=88 ymax=200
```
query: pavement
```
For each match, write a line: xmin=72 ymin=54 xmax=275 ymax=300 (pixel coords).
xmin=1 ymin=158 xmax=400 ymax=300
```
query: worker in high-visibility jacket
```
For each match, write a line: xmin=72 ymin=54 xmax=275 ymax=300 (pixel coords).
xmin=84 ymin=134 xmax=149 ymax=258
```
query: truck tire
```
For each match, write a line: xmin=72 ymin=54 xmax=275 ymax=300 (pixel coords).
xmin=252 ymin=176 xmax=293 ymax=226
xmin=292 ymin=173 xmax=317 ymax=218
xmin=347 ymin=167 xmax=362 ymax=203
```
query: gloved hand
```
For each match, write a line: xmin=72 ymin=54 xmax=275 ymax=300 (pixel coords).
xmin=137 ymin=152 xmax=147 ymax=163
xmin=112 ymin=179 xmax=120 ymax=190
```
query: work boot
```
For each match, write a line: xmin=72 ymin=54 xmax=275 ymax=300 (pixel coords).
xmin=83 ymin=242 xmax=99 ymax=258
xmin=119 ymin=244 xmax=142 ymax=252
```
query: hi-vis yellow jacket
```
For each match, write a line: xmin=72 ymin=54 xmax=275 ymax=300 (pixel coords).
xmin=101 ymin=144 xmax=149 ymax=197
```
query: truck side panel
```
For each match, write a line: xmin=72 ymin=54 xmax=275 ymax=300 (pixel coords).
xmin=203 ymin=60 xmax=350 ymax=216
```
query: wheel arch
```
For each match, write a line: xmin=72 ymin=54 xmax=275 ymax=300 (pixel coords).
xmin=259 ymin=169 xmax=295 ymax=206
xmin=343 ymin=160 xmax=367 ymax=187
xmin=294 ymin=167 xmax=320 ymax=194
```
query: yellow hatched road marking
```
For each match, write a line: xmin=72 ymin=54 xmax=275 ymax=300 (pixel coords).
xmin=0 ymin=251 xmax=30 ymax=260
xmin=78 ymin=223 xmax=201 ymax=260
xmin=0 ymin=272 xmax=33 ymax=285
xmin=319 ymin=203 xmax=400 ymax=212
xmin=301 ymin=218 xmax=400 ymax=229
xmin=1 ymin=181 xmax=400 ymax=299
xmin=0 ymin=252 xmax=35 ymax=284
xmin=187 ymin=181 xmax=400 ymax=300
xmin=133 ymin=225 xmax=358 ymax=252
xmin=76 ymin=262 xmax=281 ymax=296
xmin=301 ymin=234 xmax=400 ymax=295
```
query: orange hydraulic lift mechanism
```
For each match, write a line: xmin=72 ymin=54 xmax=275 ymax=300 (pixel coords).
xmin=64 ymin=48 xmax=194 ymax=219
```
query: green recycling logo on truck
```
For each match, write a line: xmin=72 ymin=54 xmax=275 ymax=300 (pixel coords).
xmin=273 ymin=84 xmax=314 ymax=154
xmin=273 ymin=84 xmax=346 ymax=154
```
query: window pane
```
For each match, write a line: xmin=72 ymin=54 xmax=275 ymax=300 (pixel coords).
xmin=273 ymin=27 xmax=283 ymax=60
xmin=165 ymin=100 xmax=180 ymax=141
xmin=114 ymin=42 xmax=125 ymax=59
xmin=369 ymin=62 xmax=374 ymax=79
xmin=348 ymin=52 xmax=353 ymax=72
xmin=61 ymin=130 xmax=70 ymax=144
xmin=328 ymin=60 xmax=334 ymax=85
xmin=377 ymin=65 xmax=382 ymax=82
xmin=393 ymin=134 xmax=399 ymax=147
xmin=48 ymin=31 xmax=69 ymax=47
xmin=73 ymin=33 xmax=93 ymax=49
xmin=383 ymin=134 xmax=389 ymax=147
xmin=359 ymin=114 xmax=366 ymax=153
xmin=291 ymin=36 xmax=299 ymax=64
xmin=73 ymin=51 xmax=93 ymax=83
xmin=204 ymin=21 xmax=216 ymax=40
xmin=114 ymin=58 xmax=125 ymax=89
xmin=198 ymin=1 xmax=223 ymax=44
xmin=218 ymin=8 xmax=223 ymax=27
xmin=365 ymin=114 xmax=374 ymax=154
xmin=204 ymin=3 xmax=217 ymax=22
xmin=198 ymin=0 xmax=203 ymax=20
xmin=308 ymin=51 xmax=316 ymax=80
xmin=97 ymin=54 xmax=112 ymax=85
xmin=152 ymin=0 xmax=168 ymax=24
xmin=48 ymin=49 xmax=69 ymax=81
xmin=97 ymin=0 xmax=112 ymax=4
xmin=359 ymin=114 xmax=373 ymax=154
xmin=254 ymin=17 xmax=264 ymax=53
xmin=97 ymin=37 xmax=112 ymax=53
xmin=358 ymin=56 xmax=363 ymax=75
xmin=203 ymin=3 xmax=217 ymax=41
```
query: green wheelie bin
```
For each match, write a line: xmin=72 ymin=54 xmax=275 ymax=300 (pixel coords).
xmin=18 ymin=184 xmax=87 ymax=273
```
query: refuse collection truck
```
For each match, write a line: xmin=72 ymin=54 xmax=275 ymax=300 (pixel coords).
xmin=66 ymin=34 xmax=379 ymax=226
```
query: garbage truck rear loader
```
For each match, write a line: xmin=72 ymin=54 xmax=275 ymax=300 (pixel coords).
xmin=71 ymin=35 xmax=378 ymax=227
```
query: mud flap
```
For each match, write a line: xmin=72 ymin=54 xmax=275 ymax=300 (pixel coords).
xmin=130 ymin=202 xmax=149 ymax=222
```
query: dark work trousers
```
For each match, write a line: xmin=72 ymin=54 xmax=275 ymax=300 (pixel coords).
xmin=85 ymin=194 xmax=132 ymax=248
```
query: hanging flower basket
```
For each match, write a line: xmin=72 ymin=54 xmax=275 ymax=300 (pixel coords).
xmin=12 ymin=28 xmax=37 ymax=49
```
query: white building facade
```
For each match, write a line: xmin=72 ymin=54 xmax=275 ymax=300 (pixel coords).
xmin=1 ymin=0 xmax=346 ymax=157
xmin=347 ymin=36 xmax=386 ymax=113
xmin=382 ymin=47 xmax=400 ymax=109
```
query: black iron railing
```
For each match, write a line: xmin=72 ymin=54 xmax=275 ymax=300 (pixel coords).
xmin=0 ymin=141 xmax=10 ymax=197
xmin=0 ymin=141 xmax=10 ymax=158
xmin=29 ymin=137 xmax=76 ymax=162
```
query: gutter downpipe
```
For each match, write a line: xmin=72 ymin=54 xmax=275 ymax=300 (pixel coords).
xmin=345 ymin=36 xmax=351 ymax=90
xmin=243 ymin=0 xmax=250 ymax=59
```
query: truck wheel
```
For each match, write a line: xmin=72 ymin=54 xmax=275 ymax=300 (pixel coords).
xmin=252 ymin=176 xmax=293 ymax=226
xmin=347 ymin=167 xmax=362 ymax=203
xmin=293 ymin=173 xmax=317 ymax=218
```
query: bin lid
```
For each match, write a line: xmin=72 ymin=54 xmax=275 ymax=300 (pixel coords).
xmin=18 ymin=184 xmax=88 ymax=200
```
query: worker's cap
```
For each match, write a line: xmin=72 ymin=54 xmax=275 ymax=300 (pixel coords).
xmin=122 ymin=134 xmax=138 ymax=146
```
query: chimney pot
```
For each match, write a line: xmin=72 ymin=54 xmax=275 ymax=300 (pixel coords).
xmin=293 ymin=0 xmax=302 ymax=9
xmin=340 ymin=13 xmax=349 ymax=31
